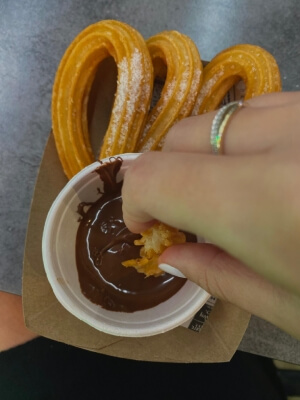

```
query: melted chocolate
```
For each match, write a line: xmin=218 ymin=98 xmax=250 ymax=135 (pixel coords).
xmin=75 ymin=158 xmax=194 ymax=312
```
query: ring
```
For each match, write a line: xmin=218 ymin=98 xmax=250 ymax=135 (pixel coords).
xmin=210 ymin=100 xmax=244 ymax=154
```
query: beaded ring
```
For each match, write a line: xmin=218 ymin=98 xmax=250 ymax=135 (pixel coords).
xmin=210 ymin=100 xmax=244 ymax=155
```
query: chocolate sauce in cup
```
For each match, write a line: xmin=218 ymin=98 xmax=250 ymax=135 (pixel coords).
xmin=76 ymin=157 xmax=190 ymax=312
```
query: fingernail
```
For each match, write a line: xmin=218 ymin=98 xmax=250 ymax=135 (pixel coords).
xmin=159 ymin=263 xmax=186 ymax=278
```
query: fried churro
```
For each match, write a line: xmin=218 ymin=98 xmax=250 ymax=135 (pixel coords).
xmin=52 ymin=20 xmax=153 ymax=179
xmin=192 ymin=44 xmax=281 ymax=115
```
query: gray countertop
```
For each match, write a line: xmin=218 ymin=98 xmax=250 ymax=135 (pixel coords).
xmin=1 ymin=0 xmax=300 ymax=363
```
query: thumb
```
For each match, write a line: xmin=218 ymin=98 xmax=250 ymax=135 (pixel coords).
xmin=159 ymin=243 xmax=297 ymax=334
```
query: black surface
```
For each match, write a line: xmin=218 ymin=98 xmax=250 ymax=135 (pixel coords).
xmin=0 ymin=338 xmax=287 ymax=400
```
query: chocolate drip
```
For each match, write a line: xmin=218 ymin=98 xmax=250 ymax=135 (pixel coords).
xmin=75 ymin=158 xmax=193 ymax=312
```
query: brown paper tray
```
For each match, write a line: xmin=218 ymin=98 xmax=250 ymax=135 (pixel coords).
xmin=23 ymin=132 xmax=250 ymax=363
xmin=23 ymin=57 xmax=250 ymax=362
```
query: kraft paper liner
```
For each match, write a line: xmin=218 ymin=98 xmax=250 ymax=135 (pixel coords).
xmin=23 ymin=57 xmax=250 ymax=363
xmin=23 ymin=131 xmax=250 ymax=363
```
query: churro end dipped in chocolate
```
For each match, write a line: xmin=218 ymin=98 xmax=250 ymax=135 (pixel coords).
xmin=122 ymin=223 xmax=186 ymax=277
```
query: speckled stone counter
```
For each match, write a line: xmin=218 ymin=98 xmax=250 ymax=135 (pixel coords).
xmin=1 ymin=0 xmax=299 ymax=363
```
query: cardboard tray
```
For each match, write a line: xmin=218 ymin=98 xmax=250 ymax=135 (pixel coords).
xmin=23 ymin=131 xmax=250 ymax=363
xmin=23 ymin=57 xmax=250 ymax=363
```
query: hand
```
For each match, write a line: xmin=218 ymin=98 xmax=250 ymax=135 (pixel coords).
xmin=122 ymin=92 xmax=300 ymax=339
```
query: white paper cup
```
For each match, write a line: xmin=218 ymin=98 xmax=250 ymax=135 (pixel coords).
xmin=42 ymin=153 xmax=210 ymax=337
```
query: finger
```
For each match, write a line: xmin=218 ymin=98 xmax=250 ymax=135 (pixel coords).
xmin=122 ymin=152 xmax=260 ymax=236
xmin=245 ymin=91 xmax=300 ymax=107
xmin=163 ymin=91 xmax=300 ymax=155
xmin=159 ymin=242 xmax=300 ymax=339
xmin=122 ymin=214 xmax=155 ymax=235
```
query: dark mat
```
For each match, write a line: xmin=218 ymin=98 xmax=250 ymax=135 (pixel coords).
xmin=0 ymin=337 xmax=286 ymax=400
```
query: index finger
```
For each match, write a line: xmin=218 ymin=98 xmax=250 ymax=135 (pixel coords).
xmin=122 ymin=150 xmax=266 ymax=249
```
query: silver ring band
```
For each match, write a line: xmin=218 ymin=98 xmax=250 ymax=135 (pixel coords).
xmin=210 ymin=100 xmax=244 ymax=155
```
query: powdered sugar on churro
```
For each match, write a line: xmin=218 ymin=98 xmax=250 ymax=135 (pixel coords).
xmin=106 ymin=49 xmax=145 ymax=153
xmin=175 ymin=67 xmax=190 ymax=103
xmin=118 ymin=49 xmax=143 ymax=148
xmin=138 ymin=57 xmax=152 ymax=114
xmin=192 ymin=69 xmax=225 ymax=115
xmin=179 ymin=67 xmax=202 ymax=117
xmin=140 ymin=78 xmax=176 ymax=150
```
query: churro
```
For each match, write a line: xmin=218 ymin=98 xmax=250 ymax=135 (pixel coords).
xmin=52 ymin=20 xmax=153 ymax=179
xmin=137 ymin=30 xmax=203 ymax=151
xmin=122 ymin=222 xmax=186 ymax=277
xmin=192 ymin=44 xmax=281 ymax=115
